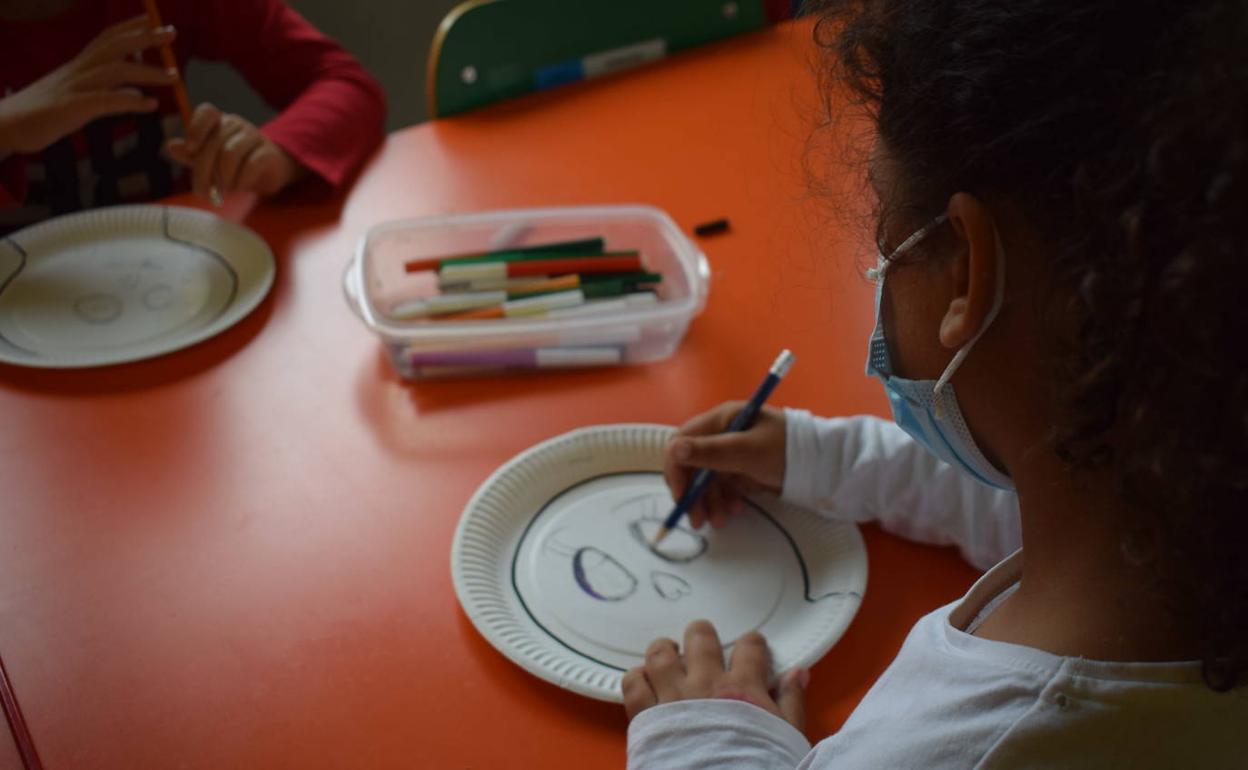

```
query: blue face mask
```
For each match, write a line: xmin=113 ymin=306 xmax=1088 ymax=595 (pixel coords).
xmin=865 ymin=214 xmax=1014 ymax=491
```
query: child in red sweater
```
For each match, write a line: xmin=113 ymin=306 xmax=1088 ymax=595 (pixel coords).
xmin=0 ymin=0 xmax=386 ymax=233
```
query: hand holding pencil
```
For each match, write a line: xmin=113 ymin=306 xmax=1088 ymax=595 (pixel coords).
xmin=164 ymin=103 xmax=304 ymax=201
xmin=658 ymin=354 xmax=793 ymax=539
xmin=0 ymin=16 xmax=176 ymax=155
xmin=140 ymin=0 xmax=303 ymax=204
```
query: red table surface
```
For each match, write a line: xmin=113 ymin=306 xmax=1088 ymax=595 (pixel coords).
xmin=0 ymin=21 xmax=978 ymax=770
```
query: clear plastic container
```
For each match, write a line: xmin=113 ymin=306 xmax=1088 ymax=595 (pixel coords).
xmin=343 ymin=205 xmax=710 ymax=379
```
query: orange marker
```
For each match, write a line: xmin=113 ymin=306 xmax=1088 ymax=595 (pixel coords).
xmin=441 ymin=306 xmax=505 ymax=321
xmin=141 ymin=0 xmax=192 ymax=128
xmin=496 ymin=274 xmax=579 ymax=297
xmin=142 ymin=0 xmax=221 ymax=205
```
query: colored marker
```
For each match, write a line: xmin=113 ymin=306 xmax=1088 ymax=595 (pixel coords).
xmin=142 ymin=0 xmax=221 ymax=206
xmin=577 ymin=271 xmax=662 ymax=285
xmin=391 ymin=277 xmax=635 ymax=320
xmin=388 ymin=290 xmax=510 ymax=320
xmin=423 ymin=249 xmax=629 ymax=280
xmin=401 ymin=326 xmax=641 ymax=359
xmin=403 ymin=237 xmax=607 ymax=273
xmin=438 ymin=289 xmax=585 ymax=320
xmin=516 ymin=277 xmax=643 ymax=301
xmin=440 ymin=274 xmax=576 ymax=294
xmin=439 ymin=255 xmax=642 ymax=283
xmin=651 ymin=349 xmax=796 ymax=548
xmin=409 ymin=346 xmax=622 ymax=368
xmin=545 ymin=292 xmax=658 ymax=318
xmin=448 ymin=270 xmax=661 ymax=294
xmin=694 ymin=218 xmax=731 ymax=237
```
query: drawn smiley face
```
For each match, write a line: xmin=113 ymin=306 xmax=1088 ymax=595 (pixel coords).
xmin=515 ymin=477 xmax=794 ymax=662
xmin=69 ymin=257 xmax=183 ymax=326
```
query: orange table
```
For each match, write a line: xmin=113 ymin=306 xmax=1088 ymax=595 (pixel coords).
xmin=0 ymin=21 xmax=978 ymax=769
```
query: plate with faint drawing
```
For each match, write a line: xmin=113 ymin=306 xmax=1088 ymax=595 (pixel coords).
xmin=451 ymin=423 xmax=868 ymax=703
xmin=0 ymin=205 xmax=274 ymax=368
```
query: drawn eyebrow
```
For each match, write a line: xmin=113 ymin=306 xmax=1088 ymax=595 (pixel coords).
xmin=609 ymin=493 xmax=660 ymax=517
xmin=541 ymin=527 xmax=579 ymax=557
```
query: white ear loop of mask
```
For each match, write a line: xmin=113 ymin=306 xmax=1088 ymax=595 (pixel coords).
xmin=863 ymin=213 xmax=1007 ymax=406
xmin=933 ymin=232 xmax=1006 ymax=400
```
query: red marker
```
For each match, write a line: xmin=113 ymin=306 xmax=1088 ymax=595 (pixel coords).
xmin=439 ymin=255 xmax=642 ymax=283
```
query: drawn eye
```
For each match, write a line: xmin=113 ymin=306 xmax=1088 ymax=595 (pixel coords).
xmin=572 ymin=547 xmax=638 ymax=601
xmin=73 ymin=293 xmax=122 ymax=324
xmin=629 ymin=519 xmax=708 ymax=563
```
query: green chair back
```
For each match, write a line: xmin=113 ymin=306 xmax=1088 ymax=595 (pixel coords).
xmin=427 ymin=0 xmax=769 ymax=117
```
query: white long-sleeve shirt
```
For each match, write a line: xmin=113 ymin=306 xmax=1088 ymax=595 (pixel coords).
xmin=627 ymin=412 xmax=1247 ymax=769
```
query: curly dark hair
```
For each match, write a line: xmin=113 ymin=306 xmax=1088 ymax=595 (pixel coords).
xmin=807 ymin=0 xmax=1248 ymax=689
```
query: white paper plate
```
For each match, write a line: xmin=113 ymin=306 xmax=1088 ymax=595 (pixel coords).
xmin=451 ymin=423 xmax=867 ymax=703
xmin=0 ymin=205 xmax=274 ymax=368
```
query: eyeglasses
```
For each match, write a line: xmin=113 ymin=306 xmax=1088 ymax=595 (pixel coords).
xmin=867 ymin=214 xmax=949 ymax=282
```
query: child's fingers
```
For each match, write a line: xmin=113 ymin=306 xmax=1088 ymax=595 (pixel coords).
xmin=234 ymin=151 xmax=272 ymax=195
xmin=78 ymin=61 xmax=177 ymax=90
xmin=675 ymin=401 xmax=746 ymax=438
xmin=671 ymin=431 xmax=766 ymax=479
xmin=87 ymin=24 xmax=176 ymax=65
xmin=89 ymin=15 xmax=153 ymax=48
xmin=662 ymin=441 xmax=690 ymax=501
xmin=687 ymin=501 xmax=706 ymax=530
xmin=216 ymin=129 xmax=264 ymax=192
xmin=642 ymin=638 xmax=685 ymax=702
xmin=621 ymin=667 xmax=658 ymax=720
xmin=236 ymin=144 xmax=291 ymax=196
xmin=704 ymin=481 xmax=730 ymax=527
xmin=164 ymin=137 xmax=190 ymax=165
xmin=682 ymin=620 xmax=725 ymax=688
xmin=191 ymin=128 xmax=227 ymax=199
xmin=774 ymin=668 xmax=808 ymax=730
xmin=184 ymin=102 xmax=222 ymax=153
xmin=728 ymin=631 xmax=772 ymax=686
xmin=709 ymin=508 xmax=727 ymax=529
xmin=729 ymin=475 xmax=769 ymax=497
xmin=190 ymin=114 xmax=241 ymax=198
xmin=663 ymin=404 xmax=745 ymax=498
xmin=713 ymin=477 xmax=743 ymax=526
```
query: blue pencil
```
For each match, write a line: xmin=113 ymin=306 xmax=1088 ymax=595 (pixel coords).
xmin=651 ymin=349 xmax=796 ymax=547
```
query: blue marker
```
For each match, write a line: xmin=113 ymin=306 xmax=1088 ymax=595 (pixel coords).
xmin=651 ymin=349 xmax=796 ymax=547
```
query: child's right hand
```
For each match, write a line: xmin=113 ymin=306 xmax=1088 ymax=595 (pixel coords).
xmin=664 ymin=402 xmax=787 ymax=530
xmin=0 ymin=15 xmax=177 ymax=155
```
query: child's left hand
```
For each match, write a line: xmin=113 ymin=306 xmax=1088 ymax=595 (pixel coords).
xmin=164 ymin=102 xmax=305 ymax=200
xmin=622 ymin=619 xmax=808 ymax=729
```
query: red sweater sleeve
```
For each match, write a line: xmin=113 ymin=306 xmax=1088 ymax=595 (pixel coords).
xmin=176 ymin=0 xmax=386 ymax=190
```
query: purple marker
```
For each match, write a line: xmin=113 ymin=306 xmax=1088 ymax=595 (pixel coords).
xmin=409 ymin=346 xmax=622 ymax=368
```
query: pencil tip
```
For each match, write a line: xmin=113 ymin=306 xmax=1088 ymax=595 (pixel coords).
xmin=649 ymin=527 xmax=669 ymax=549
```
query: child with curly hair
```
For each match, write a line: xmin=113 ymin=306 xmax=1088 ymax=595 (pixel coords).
xmin=625 ymin=1 xmax=1248 ymax=766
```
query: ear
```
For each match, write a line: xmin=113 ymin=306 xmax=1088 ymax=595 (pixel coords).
xmin=939 ymin=193 xmax=1000 ymax=349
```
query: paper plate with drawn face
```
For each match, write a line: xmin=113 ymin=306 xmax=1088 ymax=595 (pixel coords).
xmin=0 ymin=205 xmax=274 ymax=368
xmin=451 ymin=423 xmax=868 ymax=703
